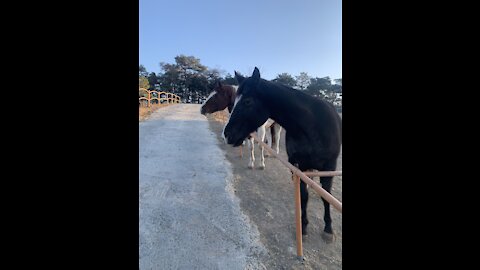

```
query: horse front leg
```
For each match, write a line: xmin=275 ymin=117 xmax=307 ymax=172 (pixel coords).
xmin=247 ymin=137 xmax=255 ymax=169
xmin=257 ymin=125 xmax=266 ymax=169
xmin=291 ymin=163 xmax=309 ymax=235
xmin=300 ymin=180 xmax=309 ymax=235
xmin=239 ymin=140 xmax=244 ymax=158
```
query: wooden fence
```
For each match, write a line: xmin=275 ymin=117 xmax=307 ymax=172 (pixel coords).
xmin=249 ymin=133 xmax=342 ymax=260
xmin=139 ymin=88 xmax=180 ymax=107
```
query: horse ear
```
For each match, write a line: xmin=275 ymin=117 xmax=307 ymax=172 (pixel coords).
xmin=216 ymin=80 xmax=222 ymax=88
xmin=234 ymin=71 xmax=245 ymax=84
xmin=252 ymin=67 xmax=260 ymax=83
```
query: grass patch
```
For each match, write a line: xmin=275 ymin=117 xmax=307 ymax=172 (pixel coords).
xmin=208 ymin=108 xmax=229 ymax=123
xmin=139 ymin=103 xmax=169 ymax=121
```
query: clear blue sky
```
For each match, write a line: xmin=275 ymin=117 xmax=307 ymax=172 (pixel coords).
xmin=140 ymin=0 xmax=342 ymax=81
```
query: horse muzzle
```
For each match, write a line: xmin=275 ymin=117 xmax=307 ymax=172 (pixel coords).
xmin=223 ymin=131 xmax=244 ymax=147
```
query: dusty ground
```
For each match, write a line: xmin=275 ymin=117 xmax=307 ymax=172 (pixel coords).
xmin=139 ymin=103 xmax=169 ymax=121
xmin=140 ymin=104 xmax=267 ymax=270
xmin=206 ymin=110 xmax=342 ymax=270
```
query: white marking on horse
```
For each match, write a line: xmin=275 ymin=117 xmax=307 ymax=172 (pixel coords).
xmin=204 ymin=91 xmax=217 ymax=104
xmin=256 ymin=124 xmax=266 ymax=169
xmin=222 ymin=122 xmax=228 ymax=144
xmin=233 ymin=94 xmax=242 ymax=110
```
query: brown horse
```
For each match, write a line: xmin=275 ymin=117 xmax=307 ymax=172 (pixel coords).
xmin=201 ymin=81 xmax=282 ymax=169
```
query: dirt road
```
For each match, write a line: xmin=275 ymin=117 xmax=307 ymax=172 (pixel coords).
xmin=139 ymin=104 xmax=266 ymax=270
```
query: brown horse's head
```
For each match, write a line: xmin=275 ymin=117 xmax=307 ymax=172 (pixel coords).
xmin=200 ymin=81 xmax=237 ymax=115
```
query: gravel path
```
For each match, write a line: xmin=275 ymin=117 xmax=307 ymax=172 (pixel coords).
xmin=139 ymin=104 xmax=266 ymax=270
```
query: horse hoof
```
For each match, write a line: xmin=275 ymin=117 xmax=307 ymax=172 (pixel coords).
xmin=258 ymin=165 xmax=265 ymax=170
xmin=248 ymin=165 xmax=254 ymax=169
xmin=302 ymin=228 xmax=308 ymax=235
xmin=321 ymin=232 xmax=335 ymax=243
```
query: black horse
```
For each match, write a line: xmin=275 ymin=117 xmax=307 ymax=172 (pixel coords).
xmin=223 ymin=67 xmax=342 ymax=241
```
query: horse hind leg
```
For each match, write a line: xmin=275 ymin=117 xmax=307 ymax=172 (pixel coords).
xmin=274 ymin=125 xmax=282 ymax=154
xmin=265 ymin=126 xmax=272 ymax=158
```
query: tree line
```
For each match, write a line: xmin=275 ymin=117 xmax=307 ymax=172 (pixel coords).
xmin=139 ymin=55 xmax=341 ymax=103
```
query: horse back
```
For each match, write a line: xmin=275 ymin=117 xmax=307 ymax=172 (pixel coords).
xmin=285 ymin=98 xmax=341 ymax=170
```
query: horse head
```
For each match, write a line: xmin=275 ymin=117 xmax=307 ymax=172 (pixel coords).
xmin=200 ymin=81 xmax=236 ymax=115
xmin=223 ymin=68 xmax=270 ymax=146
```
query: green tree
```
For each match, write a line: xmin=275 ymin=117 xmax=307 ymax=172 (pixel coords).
xmin=334 ymin=78 xmax=342 ymax=86
xmin=139 ymin=65 xmax=148 ymax=77
xmin=175 ymin=55 xmax=207 ymax=73
xmin=331 ymin=78 xmax=342 ymax=93
xmin=306 ymin=77 xmax=333 ymax=97
xmin=188 ymin=74 xmax=209 ymax=102
xmin=139 ymin=76 xmax=150 ymax=89
xmin=222 ymin=73 xmax=238 ymax=85
xmin=295 ymin=72 xmax=311 ymax=90
xmin=330 ymin=83 xmax=342 ymax=93
xmin=272 ymin=73 xmax=297 ymax=87
xmin=158 ymin=62 xmax=181 ymax=93
xmin=175 ymin=55 xmax=207 ymax=95
xmin=205 ymin=68 xmax=221 ymax=87
xmin=147 ymin=72 xmax=158 ymax=90
xmin=156 ymin=55 xmax=241 ymax=101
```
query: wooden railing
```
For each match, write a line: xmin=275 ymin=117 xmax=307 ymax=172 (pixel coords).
xmin=250 ymin=133 xmax=342 ymax=260
xmin=139 ymin=88 xmax=181 ymax=107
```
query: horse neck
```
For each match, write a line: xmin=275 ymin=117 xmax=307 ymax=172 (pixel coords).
xmin=259 ymin=81 xmax=311 ymax=132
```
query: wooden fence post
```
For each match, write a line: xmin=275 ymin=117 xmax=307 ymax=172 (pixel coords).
xmin=293 ymin=172 xmax=303 ymax=260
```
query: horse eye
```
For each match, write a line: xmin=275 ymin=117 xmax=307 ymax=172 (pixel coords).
xmin=244 ymin=99 xmax=253 ymax=106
